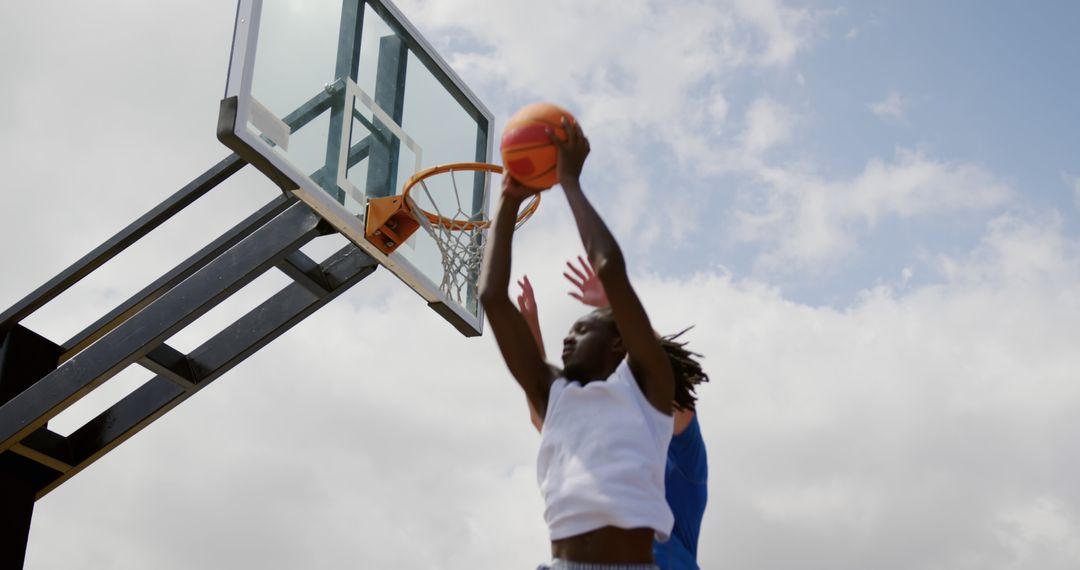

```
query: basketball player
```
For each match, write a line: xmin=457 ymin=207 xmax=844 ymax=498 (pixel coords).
xmin=517 ymin=262 xmax=708 ymax=570
xmin=479 ymin=118 xmax=704 ymax=569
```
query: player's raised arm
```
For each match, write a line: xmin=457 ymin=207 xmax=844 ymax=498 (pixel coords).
xmin=478 ymin=176 xmax=556 ymax=416
xmin=549 ymin=120 xmax=674 ymax=415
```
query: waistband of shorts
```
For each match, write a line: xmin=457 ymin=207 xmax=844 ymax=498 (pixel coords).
xmin=537 ymin=559 xmax=660 ymax=570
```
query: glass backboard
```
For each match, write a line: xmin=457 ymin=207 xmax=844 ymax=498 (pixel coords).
xmin=219 ymin=0 xmax=494 ymax=336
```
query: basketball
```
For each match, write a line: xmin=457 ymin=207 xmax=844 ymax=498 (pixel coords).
xmin=500 ymin=102 xmax=577 ymax=190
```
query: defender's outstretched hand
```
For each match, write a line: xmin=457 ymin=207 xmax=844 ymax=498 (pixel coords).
xmin=516 ymin=275 xmax=545 ymax=358
xmin=564 ymin=256 xmax=608 ymax=308
xmin=548 ymin=117 xmax=590 ymax=187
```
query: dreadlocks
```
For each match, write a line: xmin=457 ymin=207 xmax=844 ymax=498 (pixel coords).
xmin=660 ymin=327 xmax=708 ymax=412
xmin=592 ymin=307 xmax=708 ymax=410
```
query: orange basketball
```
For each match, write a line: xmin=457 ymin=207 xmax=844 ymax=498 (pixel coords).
xmin=500 ymin=102 xmax=576 ymax=190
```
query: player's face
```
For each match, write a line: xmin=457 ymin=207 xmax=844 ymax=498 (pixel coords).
xmin=561 ymin=310 xmax=619 ymax=381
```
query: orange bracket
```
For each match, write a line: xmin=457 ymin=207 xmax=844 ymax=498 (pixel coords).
xmin=364 ymin=196 xmax=420 ymax=255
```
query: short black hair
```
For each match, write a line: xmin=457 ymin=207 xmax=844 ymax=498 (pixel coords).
xmin=591 ymin=306 xmax=618 ymax=332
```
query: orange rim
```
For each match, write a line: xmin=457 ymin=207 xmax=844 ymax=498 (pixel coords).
xmin=401 ymin=162 xmax=540 ymax=231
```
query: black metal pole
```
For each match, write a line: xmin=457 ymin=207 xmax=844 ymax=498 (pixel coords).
xmin=0 ymin=326 xmax=63 ymax=569
xmin=0 ymin=459 xmax=34 ymax=569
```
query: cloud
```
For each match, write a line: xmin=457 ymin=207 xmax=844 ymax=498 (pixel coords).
xmin=997 ymin=499 xmax=1080 ymax=568
xmin=399 ymin=0 xmax=823 ymax=151
xmin=709 ymin=91 xmax=731 ymax=124
xmin=392 ymin=0 xmax=825 ymax=251
xmin=632 ymin=215 xmax=1080 ymax=570
xmin=868 ymin=90 xmax=907 ymax=121
xmin=1064 ymin=172 xmax=1080 ymax=211
xmin=731 ymin=149 xmax=1013 ymax=271
xmin=724 ymin=0 xmax=823 ymax=66
xmin=741 ymin=97 xmax=798 ymax=154
xmin=399 ymin=0 xmax=821 ymax=163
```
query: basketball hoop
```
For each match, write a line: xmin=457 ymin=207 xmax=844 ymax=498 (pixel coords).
xmin=402 ymin=163 xmax=540 ymax=230
xmin=364 ymin=162 xmax=541 ymax=307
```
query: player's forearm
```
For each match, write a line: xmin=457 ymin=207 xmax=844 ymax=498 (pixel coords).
xmin=561 ymin=181 xmax=626 ymax=281
xmin=478 ymin=193 xmax=525 ymax=305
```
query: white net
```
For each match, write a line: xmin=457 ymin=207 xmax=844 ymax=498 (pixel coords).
xmin=406 ymin=167 xmax=538 ymax=305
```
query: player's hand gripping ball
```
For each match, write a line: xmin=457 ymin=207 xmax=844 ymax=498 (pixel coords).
xmin=500 ymin=102 xmax=577 ymax=190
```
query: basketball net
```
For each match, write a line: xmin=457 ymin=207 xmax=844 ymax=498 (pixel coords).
xmin=403 ymin=163 xmax=540 ymax=306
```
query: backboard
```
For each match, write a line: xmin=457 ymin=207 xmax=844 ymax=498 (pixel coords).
xmin=218 ymin=0 xmax=494 ymax=336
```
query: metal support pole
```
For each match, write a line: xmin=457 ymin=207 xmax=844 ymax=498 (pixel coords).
xmin=0 ymin=326 xmax=64 ymax=569
xmin=0 ymin=202 xmax=324 ymax=452
xmin=320 ymin=0 xmax=365 ymax=202
xmin=0 ymin=455 xmax=35 ymax=569
xmin=0 ymin=155 xmax=246 ymax=334
xmin=365 ymin=34 xmax=408 ymax=198
xmin=39 ymin=243 xmax=377 ymax=498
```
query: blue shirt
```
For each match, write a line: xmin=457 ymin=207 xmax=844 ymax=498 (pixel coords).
xmin=653 ymin=415 xmax=708 ymax=570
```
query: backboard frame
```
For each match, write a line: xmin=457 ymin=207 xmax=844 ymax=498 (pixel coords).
xmin=218 ymin=0 xmax=495 ymax=336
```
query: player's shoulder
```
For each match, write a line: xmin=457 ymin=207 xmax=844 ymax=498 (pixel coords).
xmin=672 ymin=414 xmax=704 ymax=448
xmin=668 ymin=415 xmax=708 ymax=483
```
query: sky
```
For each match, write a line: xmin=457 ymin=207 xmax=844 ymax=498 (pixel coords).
xmin=2 ymin=0 xmax=1079 ymax=568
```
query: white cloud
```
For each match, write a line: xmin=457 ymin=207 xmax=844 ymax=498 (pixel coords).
xmin=741 ymin=97 xmax=798 ymax=154
xmin=868 ymin=90 xmax=907 ymax=121
xmin=725 ymin=0 xmax=822 ymax=66
xmin=1064 ymin=172 xmax=1080 ymax=211
xmin=845 ymin=15 xmax=882 ymax=44
xmin=709 ymin=91 xmax=731 ymax=124
xmin=732 ymin=149 xmax=1013 ymax=270
xmin=393 ymin=0 xmax=825 ymax=250
xmin=398 ymin=0 xmax=821 ymax=155
xmin=997 ymin=499 xmax=1080 ymax=567
xmin=633 ymin=216 xmax=1080 ymax=569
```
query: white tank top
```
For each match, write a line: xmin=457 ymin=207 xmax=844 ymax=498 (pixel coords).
xmin=537 ymin=359 xmax=674 ymax=541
